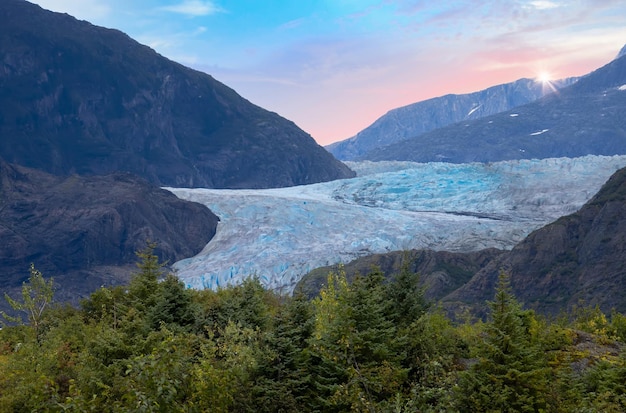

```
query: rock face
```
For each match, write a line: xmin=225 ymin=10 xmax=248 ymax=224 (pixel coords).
xmin=445 ymin=166 xmax=626 ymax=316
xmin=296 ymin=248 xmax=506 ymax=303
xmin=0 ymin=0 xmax=354 ymax=189
xmin=363 ymin=52 xmax=626 ymax=163
xmin=0 ymin=159 xmax=219 ymax=306
xmin=326 ymin=77 xmax=577 ymax=161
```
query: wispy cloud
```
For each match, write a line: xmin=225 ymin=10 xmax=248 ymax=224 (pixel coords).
xmin=159 ymin=1 xmax=224 ymax=17
xmin=278 ymin=17 xmax=307 ymax=31
xmin=526 ymin=0 xmax=561 ymax=10
xmin=33 ymin=0 xmax=111 ymax=21
xmin=138 ymin=25 xmax=208 ymax=53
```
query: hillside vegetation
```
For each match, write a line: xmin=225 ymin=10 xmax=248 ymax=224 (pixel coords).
xmin=1 ymin=246 xmax=625 ymax=412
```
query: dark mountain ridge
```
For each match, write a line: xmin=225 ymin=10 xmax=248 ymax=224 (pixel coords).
xmin=296 ymin=248 xmax=506 ymax=302
xmin=0 ymin=158 xmax=219 ymax=306
xmin=0 ymin=0 xmax=354 ymax=188
xmin=363 ymin=52 xmax=626 ymax=163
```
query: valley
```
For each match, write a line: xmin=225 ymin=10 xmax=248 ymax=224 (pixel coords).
xmin=168 ymin=155 xmax=626 ymax=294
xmin=2 ymin=2 xmax=626 ymax=410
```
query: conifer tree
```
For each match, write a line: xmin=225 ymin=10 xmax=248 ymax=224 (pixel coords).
xmin=309 ymin=269 xmax=406 ymax=411
xmin=148 ymin=273 xmax=196 ymax=331
xmin=128 ymin=241 xmax=163 ymax=310
xmin=455 ymin=272 xmax=549 ymax=412
xmin=384 ymin=258 xmax=429 ymax=327
xmin=251 ymin=293 xmax=315 ymax=412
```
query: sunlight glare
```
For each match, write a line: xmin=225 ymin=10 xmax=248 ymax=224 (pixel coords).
xmin=537 ymin=71 xmax=552 ymax=84
xmin=536 ymin=70 xmax=558 ymax=95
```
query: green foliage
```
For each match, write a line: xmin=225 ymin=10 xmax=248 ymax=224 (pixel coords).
xmin=399 ymin=310 xmax=465 ymax=411
xmin=128 ymin=241 xmax=164 ymax=310
xmin=577 ymin=351 xmax=626 ymax=411
xmin=2 ymin=263 xmax=55 ymax=339
xmin=309 ymin=269 xmax=409 ymax=411
xmin=250 ymin=293 xmax=316 ymax=412
xmin=193 ymin=276 xmax=273 ymax=336
xmin=118 ymin=328 xmax=196 ymax=412
xmin=147 ymin=273 xmax=196 ymax=331
xmin=1 ymin=255 xmax=626 ymax=412
xmin=383 ymin=259 xmax=429 ymax=327
xmin=572 ymin=303 xmax=626 ymax=343
xmin=455 ymin=272 xmax=550 ymax=412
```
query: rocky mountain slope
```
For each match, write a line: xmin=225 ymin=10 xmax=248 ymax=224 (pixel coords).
xmin=295 ymin=248 xmax=505 ymax=302
xmin=0 ymin=159 xmax=218 ymax=306
xmin=362 ymin=52 xmax=626 ymax=163
xmin=0 ymin=0 xmax=354 ymax=189
xmin=327 ymin=77 xmax=577 ymax=161
xmin=444 ymin=166 xmax=626 ymax=316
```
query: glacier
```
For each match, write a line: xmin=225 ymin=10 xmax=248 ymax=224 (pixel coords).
xmin=166 ymin=155 xmax=626 ymax=294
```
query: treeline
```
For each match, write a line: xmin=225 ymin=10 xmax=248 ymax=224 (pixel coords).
xmin=1 ymin=245 xmax=625 ymax=412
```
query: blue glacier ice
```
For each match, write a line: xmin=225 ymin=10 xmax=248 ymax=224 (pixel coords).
xmin=166 ymin=155 xmax=626 ymax=294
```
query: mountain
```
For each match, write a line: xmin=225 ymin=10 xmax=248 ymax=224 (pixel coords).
xmin=0 ymin=0 xmax=354 ymax=189
xmin=0 ymin=159 xmax=218 ymax=306
xmin=444 ymin=166 xmax=626 ymax=316
xmin=326 ymin=77 xmax=577 ymax=161
xmin=295 ymin=248 xmax=506 ymax=302
xmin=362 ymin=52 xmax=626 ymax=162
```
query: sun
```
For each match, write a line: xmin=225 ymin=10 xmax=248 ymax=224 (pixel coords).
xmin=537 ymin=71 xmax=552 ymax=84
xmin=536 ymin=70 xmax=558 ymax=95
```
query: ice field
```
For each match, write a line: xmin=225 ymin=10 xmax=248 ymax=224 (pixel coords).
xmin=167 ymin=155 xmax=626 ymax=293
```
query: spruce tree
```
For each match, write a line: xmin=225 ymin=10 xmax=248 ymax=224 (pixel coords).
xmin=455 ymin=272 xmax=549 ymax=412
xmin=384 ymin=259 xmax=429 ymax=328
xmin=309 ymin=269 xmax=406 ymax=412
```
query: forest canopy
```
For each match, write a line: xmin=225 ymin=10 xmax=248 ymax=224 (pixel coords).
xmin=1 ymin=246 xmax=625 ymax=412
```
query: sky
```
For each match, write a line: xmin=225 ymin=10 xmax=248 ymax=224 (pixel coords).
xmin=29 ymin=0 xmax=626 ymax=146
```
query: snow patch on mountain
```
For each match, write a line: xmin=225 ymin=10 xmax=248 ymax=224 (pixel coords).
xmin=467 ymin=105 xmax=481 ymax=117
xmin=167 ymin=155 xmax=626 ymax=293
xmin=530 ymin=129 xmax=549 ymax=136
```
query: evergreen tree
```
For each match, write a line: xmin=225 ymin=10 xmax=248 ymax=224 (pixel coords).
xmin=194 ymin=276 xmax=272 ymax=337
xmin=251 ymin=293 xmax=315 ymax=412
xmin=309 ymin=269 xmax=406 ymax=412
xmin=148 ymin=273 xmax=196 ymax=331
xmin=128 ymin=241 xmax=164 ymax=310
xmin=455 ymin=272 xmax=549 ymax=412
xmin=384 ymin=258 xmax=429 ymax=328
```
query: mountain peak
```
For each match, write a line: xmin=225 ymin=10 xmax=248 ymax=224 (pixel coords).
xmin=617 ymin=44 xmax=626 ymax=59
xmin=0 ymin=0 xmax=354 ymax=189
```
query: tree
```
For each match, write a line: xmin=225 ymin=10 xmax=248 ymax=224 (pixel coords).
xmin=128 ymin=241 xmax=164 ymax=310
xmin=148 ymin=273 xmax=196 ymax=331
xmin=250 ymin=293 xmax=315 ymax=412
xmin=384 ymin=258 xmax=429 ymax=327
xmin=455 ymin=272 xmax=549 ymax=412
xmin=194 ymin=276 xmax=273 ymax=337
xmin=309 ymin=269 xmax=406 ymax=412
xmin=2 ymin=263 xmax=54 ymax=340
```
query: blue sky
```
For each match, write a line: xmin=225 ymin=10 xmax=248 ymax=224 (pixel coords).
xmin=30 ymin=0 xmax=626 ymax=145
